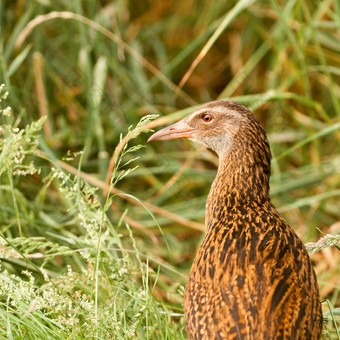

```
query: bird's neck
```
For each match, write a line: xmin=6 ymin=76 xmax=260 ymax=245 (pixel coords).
xmin=205 ymin=147 xmax=271 ymax=231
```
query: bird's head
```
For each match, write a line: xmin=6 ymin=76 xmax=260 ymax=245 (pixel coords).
xmin=148 ymin=100 xmax=269 ymax=160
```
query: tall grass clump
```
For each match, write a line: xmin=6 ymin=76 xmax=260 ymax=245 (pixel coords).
xmin=0 ymin=0 xmax=340 ymax=338
xmin=0 ymin=87 xmax=186 ymax=338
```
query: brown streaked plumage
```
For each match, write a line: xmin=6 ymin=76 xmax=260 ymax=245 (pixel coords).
xmin=148 ymin=100 xmax=322 ymax=340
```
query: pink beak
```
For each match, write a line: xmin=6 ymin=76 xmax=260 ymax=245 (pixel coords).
xmin=148 ymin=119 xmax=194 ymax=142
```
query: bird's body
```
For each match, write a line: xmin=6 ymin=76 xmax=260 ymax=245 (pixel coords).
xmin=185 ymin=176 xmax=321 ymax=339
xmin=148 ymin=100 xmax=322 ymax=339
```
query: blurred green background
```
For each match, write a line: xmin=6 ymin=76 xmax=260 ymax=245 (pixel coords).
xmin=0 ymin=0 xmax=339 ymax=338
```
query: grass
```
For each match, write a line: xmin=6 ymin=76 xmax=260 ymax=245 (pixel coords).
xmin=0 ymin=0 xmax=339 ymax=338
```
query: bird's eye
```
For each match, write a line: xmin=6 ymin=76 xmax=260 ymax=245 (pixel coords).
xmin=202 ymin=114 xmax=213 ymax=123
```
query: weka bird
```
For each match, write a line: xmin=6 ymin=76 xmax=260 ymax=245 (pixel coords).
xmin=148 ymin=100 xmax=322 ymax=340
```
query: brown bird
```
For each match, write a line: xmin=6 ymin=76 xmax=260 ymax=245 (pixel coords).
xmin=148 ymin=100 xmax=323 ymax=340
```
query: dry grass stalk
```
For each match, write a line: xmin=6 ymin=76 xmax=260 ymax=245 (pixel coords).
xmin=33 ymin=52 xmax=52 ymax=137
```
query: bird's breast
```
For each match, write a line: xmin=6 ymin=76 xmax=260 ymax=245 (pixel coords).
xmin=184 ymin=213 xmax=322 ymax=340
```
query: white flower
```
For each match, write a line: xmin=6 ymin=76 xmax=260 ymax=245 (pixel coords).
xmin=2 ymin=106 xmax=11 ymax=116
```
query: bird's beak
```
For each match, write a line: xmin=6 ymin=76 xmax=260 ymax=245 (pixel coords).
xmin=148 ymin=119 xmax=194 ymax=142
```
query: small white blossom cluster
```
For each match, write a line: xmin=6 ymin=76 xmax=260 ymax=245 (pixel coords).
xmin=0 ymin=125 xmax=41 ymax=176
xmin=305 ymin=233 xmax=340 ymax=253
xmin=2 ymin=106 xmax=12 ymax=116
xmin=50 ymin=168 xmax=73 ymax=196
xmin=50 ymin=167 xmax=110 ymax=248
xmin=78 ymin=212 xmax=102 ymax=242
xmin=51 ymin=168 xmax=100 ymax=209
xmin=109 ymin=254 xmax=132 ymax=280
xmin=0 ymin=86 xmax=44 ymax=177
xmin=0 ymin=84 xmax=9 ymax=101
